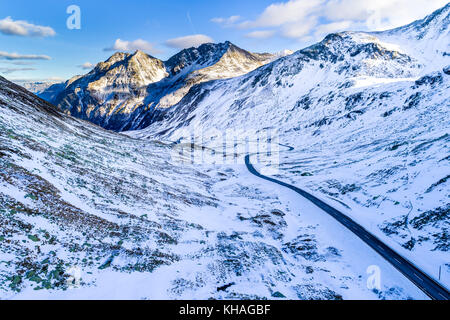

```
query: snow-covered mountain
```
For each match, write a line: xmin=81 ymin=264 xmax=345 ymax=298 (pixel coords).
xmin=45 ymin=50 xmax=168 ymax=131
xmin=13 ymin=81 xmax=62 ymax=96
xmin=271 ymin=49 xmax=294 ymax=61
xmin=43 ymin=42 xmax=275 ymax=131
xmin=134 ymin=4 xmax=449 ymax=138
xmin=2 ymin=2 xmax=449 ymax=301
xmin=0 ymin=75 xmax=425 ymax=299
xmin=129 ymin=4 xmax=450 ymax=285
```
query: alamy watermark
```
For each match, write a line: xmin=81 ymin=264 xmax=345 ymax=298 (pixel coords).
xmin=367 ymin=265 xmax=382 ymax=291
xmin=67 ymin=5 xmax=81 ymax=30
xmin=66 ymin=266 xmax=82 ymax=289
xmin=170 ymin=128 xmax=281 ymax=174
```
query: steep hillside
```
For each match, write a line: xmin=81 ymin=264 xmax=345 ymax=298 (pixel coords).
xmin=129 ymin=4 xmax=450 ymax=286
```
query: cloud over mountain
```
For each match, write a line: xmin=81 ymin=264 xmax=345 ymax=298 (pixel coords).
xmin=105 ymin=39 xmax=162 ymax=55
xmin=245 ymin=30 xmax=276 ymax=39
xmin=218 ymin=0 xmax=449 ymax=41
xmin=165 ymin=34 xmax=214 ymax=49
xmin=211 ymin=15 xmax=242 ymax=26
xmin=78 ymin=62 xmax=95 ymax=70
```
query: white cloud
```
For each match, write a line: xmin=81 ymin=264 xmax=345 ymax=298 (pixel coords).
xmin=165 ymin=34 xmax=214 ymax=49
xmin=0 ymin=51 xmax=51 ymax=60
xmin=0 ymin=16 xmax=55 ymax=37
xmin=245 ymin=30 xmax=277 ymax=39
xmin=211 ymin=15 xmax=242 ymax=26
xmin=105 ymin=39 xmax=162 ymax=55
xmin=313 ymin=20 xmax=354 ymax=38
xmin=0 ymin=67 xmax=36 ymax=74
xmin=232 ymin=0 xmax=448 ymax=41
xmin=78 ymin=62 xmax=95 ymax=70
xmin=280 ymin=16 xmax=319 ymax=39
xmin=239 ymin=0 xmax=324 ymax=29
xmin=323 ymin=0 xmax=449 ymax=31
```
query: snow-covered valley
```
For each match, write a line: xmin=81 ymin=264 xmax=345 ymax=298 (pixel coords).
xmin=0 ymin=75 xmax=429 ymax=300
xmin=0 ymin=3 xmax=449 ymax=301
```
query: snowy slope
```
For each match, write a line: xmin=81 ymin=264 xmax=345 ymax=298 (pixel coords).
xmin=42 ymin=42 xmax=276 ymax=132
xmin=129 ymin=4 xmax=450 ymax=286
xmin=0 ymin=76 xmax=426 ymax=299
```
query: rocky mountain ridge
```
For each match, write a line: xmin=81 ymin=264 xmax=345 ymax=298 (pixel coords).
xmin=42 ymin=42 xmax=281 ymax=131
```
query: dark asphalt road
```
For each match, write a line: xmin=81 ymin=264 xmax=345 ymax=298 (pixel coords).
xmin=245 ymin=155 xmax=450 ymax=300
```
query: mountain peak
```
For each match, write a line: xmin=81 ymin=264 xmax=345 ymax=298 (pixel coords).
xmin=164 ymin=41 xmax=234 ymax=75
xmin=223 ymin=40 xmax=234 ymax=48
xmin=42 ymin=40 xmax=276 ymax=131
xmin=164 ymin=41 xmax=273 ymax=76
xmin=106 ymin=51 xmax=129 ymax=63
xmin=132 ymin=49 xmax=151 ymax=58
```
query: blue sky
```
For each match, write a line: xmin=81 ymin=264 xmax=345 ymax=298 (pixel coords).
xmin=0 ymin=0 xmax=447 ymax=81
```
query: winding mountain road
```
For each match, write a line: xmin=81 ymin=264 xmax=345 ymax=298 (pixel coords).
xmin=245 ymin=154 xmax=450 ymax=300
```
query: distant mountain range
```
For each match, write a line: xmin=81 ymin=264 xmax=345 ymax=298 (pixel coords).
xmin=41 ymin=42 xmax=291 ymax=131
xmin=13 ymin=80 xmax=62 ymax=96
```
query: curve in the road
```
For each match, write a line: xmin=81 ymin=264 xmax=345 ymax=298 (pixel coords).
xmin=245 ymin=154 xmax=450 ymax=301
